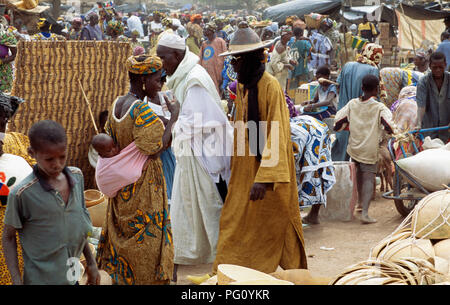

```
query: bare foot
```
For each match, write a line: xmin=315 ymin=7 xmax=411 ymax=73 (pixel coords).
xmin=361 ymin=215 xmax=377 ymax=224
xmin=302 ymin=214 xmax=320 ymax=225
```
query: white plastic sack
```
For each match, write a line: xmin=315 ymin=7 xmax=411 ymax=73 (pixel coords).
xmin=422 ymin=136 xmax=445 ymax=150
xmin=396 ymin=144 xmax=450 ymax=192
xmin=0 ymin=153 xmax=33 ymax=205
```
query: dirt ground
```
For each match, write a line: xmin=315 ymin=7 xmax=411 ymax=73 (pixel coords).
xmin=175 ymin=188 xmax=406 ymax=285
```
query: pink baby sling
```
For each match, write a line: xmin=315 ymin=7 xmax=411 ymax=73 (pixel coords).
xmin=95 ymin=141 xmax=148 ymax=198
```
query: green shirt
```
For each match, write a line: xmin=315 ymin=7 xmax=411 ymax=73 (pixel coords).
xmin=4 ymin=166 xmax=92 ymax=285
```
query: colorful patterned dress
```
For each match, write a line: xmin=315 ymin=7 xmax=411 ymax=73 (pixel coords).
xmin=0 ymin=31 xmax=17 ymax=92
xmin=290 ymin=116 xmax=336 ymax=208
xmin=96 ymin=98 xmax=174 ymax=285
xmin=31 ymin=32 xmax=58 ymax=41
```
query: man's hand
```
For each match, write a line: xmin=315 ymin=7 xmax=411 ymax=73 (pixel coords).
xmin=164 ymin=94 xmax=180 ymax=119
xmin=250 ymin=183 xmax=273 ymax=201
xmin=85 ymin=263 xmax=101 ymax=285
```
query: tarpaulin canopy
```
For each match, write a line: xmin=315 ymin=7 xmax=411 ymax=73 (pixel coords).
xmin=262 ymin=0 xmax=341 ymax=23
xmin=342 ymin=5 xmax=383 ymax=22
xmin=396 ymin=9 xmax=445 ymax=51
xmin=399 ymin=2 xmax=450 ymax=20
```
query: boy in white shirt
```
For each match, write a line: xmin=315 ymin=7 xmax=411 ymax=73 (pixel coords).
xmin=333 ymin=74 xmax=396 ymax=224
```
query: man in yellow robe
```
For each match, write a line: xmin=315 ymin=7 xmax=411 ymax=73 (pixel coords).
xmin=212 ymin=22 xmax=308 ymax=276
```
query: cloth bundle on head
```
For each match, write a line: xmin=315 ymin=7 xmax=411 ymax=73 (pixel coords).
xmin=285 ymin=15 xmax=299 ymax=26
xmin=126 ymin=55 xmax=163 ymax=75
xmin=205 ymin=22 xmax=217 ymax=32
xmin=280 ymin=25 xmax=292 ymax=36
xmin=321 ymin=18 xmax=334 ymax=28
xmin=246 ymin=16 xmax=257 ymax=24
xmin=158 ymin=32 xmax=186 ymax=50
xmin=293 ymin=19 xmax=306 ymax=30
xmin=107 ymin=20 xmax=124 ymax=36
xmin=72 ymin=17 xmax=82 ymax=24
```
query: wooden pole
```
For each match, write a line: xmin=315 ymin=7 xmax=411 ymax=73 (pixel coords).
xmin=78 ymin=79 xmax=99 ymax=135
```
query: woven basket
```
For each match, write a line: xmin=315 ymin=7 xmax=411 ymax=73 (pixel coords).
xmin=304 ymin=14 xmax=328 ymax=29
xmin=10 ymin=41 xmax=132 ymax=189
xmin=84 ymin=189 xmax=105 ymax=208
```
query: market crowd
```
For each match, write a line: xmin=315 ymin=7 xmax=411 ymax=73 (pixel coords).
xmin=0 ymin=5 xmax=449 ymax=286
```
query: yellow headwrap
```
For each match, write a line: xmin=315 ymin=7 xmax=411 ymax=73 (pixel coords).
xmin=37 ymin=18 xmax=46 ymax=29
xmin=37 ymin=18 xmax=52 ymax=31
xmin=126 ymin=55 xmax=163 ymax=75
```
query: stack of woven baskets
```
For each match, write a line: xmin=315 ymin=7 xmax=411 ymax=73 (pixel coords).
xmin=330 ymin=188 xmax=450 ymax=285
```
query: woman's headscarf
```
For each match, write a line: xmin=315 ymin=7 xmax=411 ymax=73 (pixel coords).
xmin=190 ymin=14 xmax=202 ymax=23
xmin=133 ymin=46 xmax=145 ymax=56
xmin=37 ymin=18 xmax=51 ymax=30
xmin=107 ymin=20 xmax=124 ymax=36
xmin=398 ymin=86 xmax=417 ymax=100
xmin=279 ymin=25 xmax=292 ymax=36
xmin=321 ymin=18 xmax=334 ymax=29
xmin=205 ymin=22 xmax=217 ymax=32
xmin=162 ymin=17 xmax=173 ymax=28
xmin=72 ymin=17 xmax=82 ymax=24
xmin=357 ymin=43 xmax=384 ymax=67
xmin=357 ymin=43 xmax=387 ymax=103
xmin=126 ymin=55 xmax=163 ymax=75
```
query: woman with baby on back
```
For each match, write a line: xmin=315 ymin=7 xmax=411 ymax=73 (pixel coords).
xmin=95 ymin=54 xmax=180 ymax=285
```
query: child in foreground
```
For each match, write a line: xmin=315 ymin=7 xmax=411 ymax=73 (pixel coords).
xmin=301 ymin=65 xmax=337 ymax=121
xmin=333 ymin=75 xmax=395 ymax=224
xmin=2 ymin=120 xmax=100 ymax=284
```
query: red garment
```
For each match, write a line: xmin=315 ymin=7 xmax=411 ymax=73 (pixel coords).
xmin=199 ymin=37 xmax=227 ymax=95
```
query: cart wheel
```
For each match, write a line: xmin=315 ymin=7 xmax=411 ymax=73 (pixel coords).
xmin=393 ymin=173 xmax=419 ymax=217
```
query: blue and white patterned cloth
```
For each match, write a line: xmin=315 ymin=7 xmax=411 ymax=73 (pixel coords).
xmin=290 ymin=115 xmax=336 ymax=207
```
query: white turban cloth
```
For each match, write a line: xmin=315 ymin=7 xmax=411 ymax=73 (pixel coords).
xmin=158 ymin=32 xmax=186 ymax=51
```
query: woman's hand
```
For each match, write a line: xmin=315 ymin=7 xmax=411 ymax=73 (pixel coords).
xmin=303 ymin=105 xmax=314 ymax=112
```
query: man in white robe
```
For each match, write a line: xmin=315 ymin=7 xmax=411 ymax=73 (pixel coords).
xmin=156 ymin=33 xmax=233 ymax=279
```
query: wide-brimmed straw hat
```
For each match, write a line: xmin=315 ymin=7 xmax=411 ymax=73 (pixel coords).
xmin=219 ymin=21 xmax=273 ymax=57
